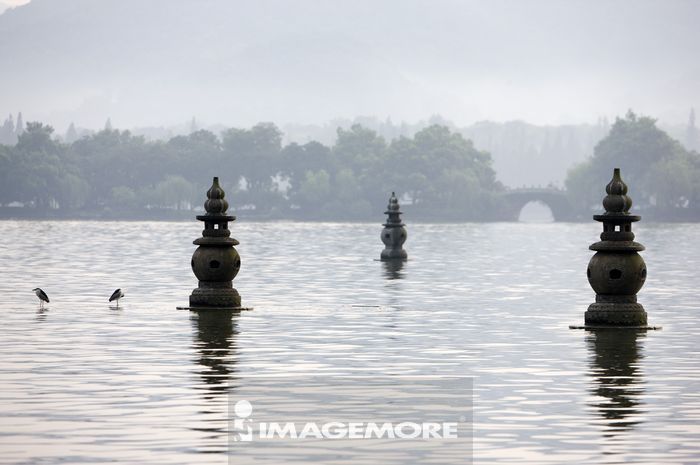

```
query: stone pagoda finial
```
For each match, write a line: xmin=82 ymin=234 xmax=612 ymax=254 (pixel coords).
xmin=602 ymin=168 xmax=633 ymax=214
xmin=584 ymin=168 xmax=648 ymax=326
xmin=204 ymin=176 xmax=229 ymax=216
xmin=380 ymin=192 xmax=407 ymax=260
xmin=185 ymin=177 xmax=244 ymax=310
xmin=388 ymin=192 xmax=399 ymax=210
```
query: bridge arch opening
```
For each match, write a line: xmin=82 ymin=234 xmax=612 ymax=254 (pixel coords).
xmin=518 ymin=201 xmax=554 ymax=223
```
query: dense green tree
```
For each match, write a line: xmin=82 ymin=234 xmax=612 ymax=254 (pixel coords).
xmin=70 ymin=128 xmax=160 ymax=207
xmin=333 ymin=124 xmax=387 ymax=207
xmin=165 ymin=129 xmax=222 ymax=186
xmin=150 ymin=175 xmax=196 ymax=210
xmin=564 ymin=161 xmax=597 ymax=211
xmin=566 ymin=111 xmax=700 ymax=213
xmin=0 ymin=119 xmax=508 ymax=220
xmin=0 ymin=145 xmax=11 ymax=204
xmin=19 ymin=123 xmax=89 ymax=209
xmin=385 ymin=125 xmax=500 ymax=218
xmin=385 ymin=136 xmax=429 ymax=203
xmin=109 ymin=186 xmax=138 ymax=209
xmin=56 ymin=172 xmax=90 ymax=209
xmin=334 ymin=124 xmax=386 ymax=174
xmin=11 ymin=122 xmax=64 ymax=207
xmin=297 ymin=169 xmax=331 ymax=209
xmin=221 ymin=122 xmax=283 ymax=200
xmin=281 ymin=140 xmax=334 ymax=201
xmin=647 ymin=154 xmax=695 ymax=209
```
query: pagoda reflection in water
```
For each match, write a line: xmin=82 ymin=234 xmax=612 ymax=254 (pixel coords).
xmin=191 ymin=310 xmax=239 ymax=400
xmin=382 ymin=258 xmax=405 ymax=280
xmin=586 ymin=329 xmax=646 ymax=436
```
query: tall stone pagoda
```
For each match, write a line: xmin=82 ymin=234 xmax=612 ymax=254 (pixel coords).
xmin=380 ymin=192 xmax=407 ymax=260
xmin=186 ymin=177 xmax=244 ymax=310
xmin=584 ymin=168 xmax=648 ymax=326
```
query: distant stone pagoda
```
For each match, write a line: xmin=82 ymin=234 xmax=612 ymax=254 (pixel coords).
xmin=583 ymin=168 xmax=650 ymax=327
xmin=183 ymin=177 xmax=246 ymax=311
xmin=380 ymin=192 xmax=407 ymax=260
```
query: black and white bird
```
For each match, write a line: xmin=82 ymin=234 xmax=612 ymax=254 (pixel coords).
xmin=109 ymin=288 xmax=125 ymax=307
xmin=32 ymin=288 xmax=49 ymax=308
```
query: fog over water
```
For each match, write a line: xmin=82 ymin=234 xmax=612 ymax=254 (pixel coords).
xmin=0 ymin=0 xmax=698 ymax=130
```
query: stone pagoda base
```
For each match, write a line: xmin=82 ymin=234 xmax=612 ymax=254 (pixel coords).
xmin=189 ymin=283 xmax=241 ymax=308
xmin=585 ymin=300 xmax=647 ymax=326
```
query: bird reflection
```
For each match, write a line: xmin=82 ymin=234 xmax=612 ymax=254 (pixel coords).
xmin=587 ymin=329 xmax=646 ymax=437
xmin=35 ymin=307 xmax=48 ymax=322
xmin=382 ymin=259 xmax=405 ymax=280
xmin=191 ymin=310 xmax=239 ymax=400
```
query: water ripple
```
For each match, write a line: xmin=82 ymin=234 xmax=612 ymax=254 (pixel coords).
xmin=0 ymin=220 xmax=698 ymax=463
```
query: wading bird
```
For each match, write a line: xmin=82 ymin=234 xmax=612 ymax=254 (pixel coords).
xmin=109 ymin=288 xmax=125 ymax=307
xmin=32 ymin=288 xmax=49 ymax=308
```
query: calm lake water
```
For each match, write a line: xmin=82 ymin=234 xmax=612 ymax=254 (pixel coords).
xmin=0 ymin=220 xmax=698 ymax=464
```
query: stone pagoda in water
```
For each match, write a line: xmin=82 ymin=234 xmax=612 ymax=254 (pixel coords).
xmin=380 ymin=192 xmax=407 ymax=260
xmin=187 ymin=177 xmax=243 ymax=310
xmin=584 ymin=168 xmax=648 ymax=326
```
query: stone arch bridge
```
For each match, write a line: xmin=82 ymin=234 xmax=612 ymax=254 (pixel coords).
xmin=501 ymin=187 xmax=574 ymax=221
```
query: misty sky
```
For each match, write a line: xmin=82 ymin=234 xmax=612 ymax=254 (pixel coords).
xmin=0 ymin=0 xmax=698 ymax=130
xmin=0 ymin=0 xmax=28 ymax=12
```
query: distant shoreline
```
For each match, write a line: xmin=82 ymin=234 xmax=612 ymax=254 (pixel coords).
xmin=1 ymin=207 xmax=698 ymax=223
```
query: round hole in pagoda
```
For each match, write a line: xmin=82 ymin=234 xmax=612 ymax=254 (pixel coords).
xmin=609 ymin=269 xmax=622 ymax=279
xmin=209 ymin=260 xmax=220 ymax=268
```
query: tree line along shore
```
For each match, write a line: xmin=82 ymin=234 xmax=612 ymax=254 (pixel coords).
xmin=1 ymin=111 xmax=698 ymax=222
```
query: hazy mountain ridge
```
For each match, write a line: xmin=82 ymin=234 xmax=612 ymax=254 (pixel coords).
xmin=1 ymin=0 xmax=698 ymax=129
xmin=0 ymin=0 xmax=421 ymax=127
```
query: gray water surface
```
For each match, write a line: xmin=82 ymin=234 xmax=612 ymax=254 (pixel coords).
xmin=0 ymin=221 xmax=698 ymax=464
